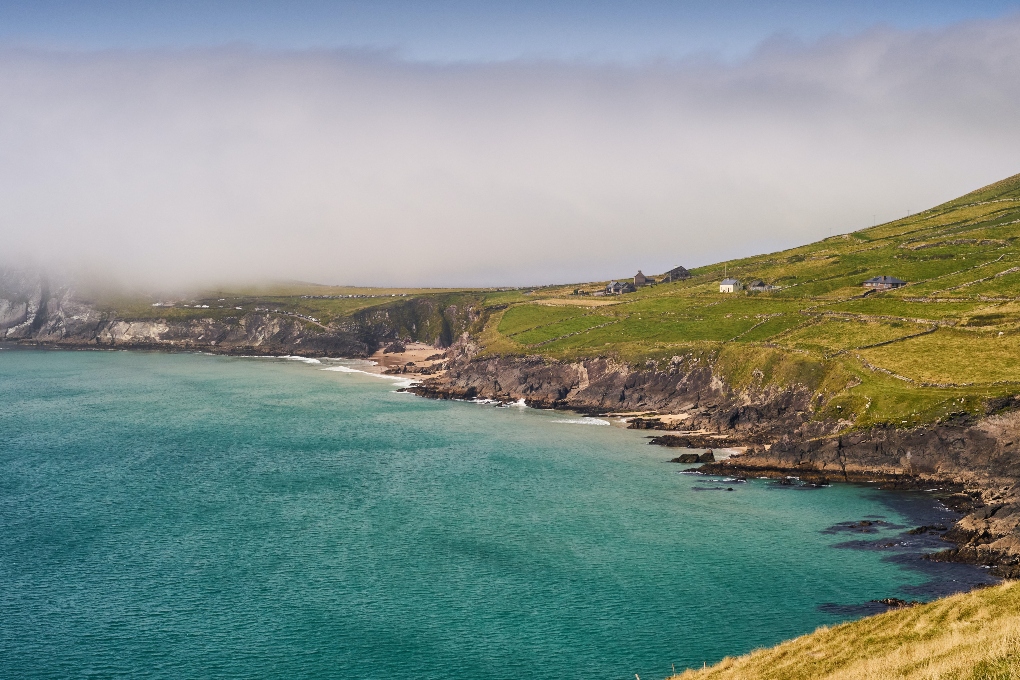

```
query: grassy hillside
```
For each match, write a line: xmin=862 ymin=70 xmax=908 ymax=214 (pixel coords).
xmin=92 ymin=172 xmax=1020 ymax=430
xmin=669 ymin=580 xmax=1020 ymax=680
xmin=475 ymin=173 xmax=1020 ymax=430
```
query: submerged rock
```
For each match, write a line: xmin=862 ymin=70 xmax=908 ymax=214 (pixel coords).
xmin=908 ymin=524 xmax=948 ymax=535
xmin=670 ymin=451 xmax=715 ymax=463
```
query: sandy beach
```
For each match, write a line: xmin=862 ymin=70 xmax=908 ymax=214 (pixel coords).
xmin=360 ymin=342 xmax=447 ymax=375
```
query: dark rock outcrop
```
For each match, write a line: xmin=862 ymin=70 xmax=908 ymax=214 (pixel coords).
xmin=670 ymin=451 xmax=715 ymax=463
xmin=411 ymin=350 xmax=818 ymax=438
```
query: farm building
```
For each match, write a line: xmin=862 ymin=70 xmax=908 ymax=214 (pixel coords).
xmin=661 ymin=266 xmax=691 ymax=282
xmin=719 ymin=278 xmax=742 ymax=293
xmin=634 ymin=270 xmax=656 ymax=287
xmin=862 ymin=275 xmax=906 ymax=290
xmin=747 ymin=280 xmax=778 ymax=292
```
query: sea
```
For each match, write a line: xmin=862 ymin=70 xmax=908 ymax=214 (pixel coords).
xmin=0 ymin=347 xmax=996 ymax=679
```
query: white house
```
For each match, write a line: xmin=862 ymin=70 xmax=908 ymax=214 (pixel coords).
xmin=719 ymin=278 xmax=741 ymax=293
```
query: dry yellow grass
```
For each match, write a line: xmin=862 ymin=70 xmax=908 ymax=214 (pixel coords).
xmin=669 ymin=581 xmax=1020 ymax=680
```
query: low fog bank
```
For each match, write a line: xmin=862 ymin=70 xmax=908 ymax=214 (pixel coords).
xmin=2 ymin=16 xmax=1020 ymax=289
xmin=0 ymin=264 xmax=379 ymax=305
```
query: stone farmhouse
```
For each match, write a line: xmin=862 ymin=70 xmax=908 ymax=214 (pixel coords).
xmin=634 ymin=271 xmax=656 ymax=287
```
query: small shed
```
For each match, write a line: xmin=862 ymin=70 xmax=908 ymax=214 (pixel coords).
xmin=862 ymin=275 xmax=906 ymax=290
xmin=720 ymin=278 xmax=741 ymax=293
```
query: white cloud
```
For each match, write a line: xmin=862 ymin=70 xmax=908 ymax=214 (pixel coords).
xmin=1 ymin=16 xmax=1019 ymax=288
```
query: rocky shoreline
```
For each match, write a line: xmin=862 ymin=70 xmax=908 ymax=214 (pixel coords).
xmin=404 ymin=342 xmax=1020 ymax=581
xmin=8 ymin=275 xmax=1020 ymax=583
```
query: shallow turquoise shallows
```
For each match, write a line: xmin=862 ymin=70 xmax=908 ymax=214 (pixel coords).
xmin=0 ymin=348 xmax=986 ymax=679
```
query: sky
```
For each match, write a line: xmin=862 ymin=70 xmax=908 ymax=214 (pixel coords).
xmin=2 ymin=1 xmax=1020 ymax=288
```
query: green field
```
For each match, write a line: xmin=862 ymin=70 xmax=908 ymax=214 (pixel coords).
xmin=98 ymin=172 xmax=1020 ymax=431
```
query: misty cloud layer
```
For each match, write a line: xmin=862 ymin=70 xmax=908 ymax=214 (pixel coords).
xmin=2 ymin=16 xmax=1020 ymax=288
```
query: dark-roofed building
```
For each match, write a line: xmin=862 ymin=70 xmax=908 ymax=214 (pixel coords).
xmin=862 ymin=275 xmax=906 ymax=290
xmin=662 ymin=266 xmax=691 ymax=282
xmin=747 ymin=280 xmax=778 ymax=292
xmin=606 ymin=281 xmax=636 ymax=295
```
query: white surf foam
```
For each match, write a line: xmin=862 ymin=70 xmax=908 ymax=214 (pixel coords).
xmin=551 ymin=418 xmax=611 ymax=426
xmin=713 ymin=448 xmax=741 ymax=460
xmin=239 ymin=354 xmax=321 ymax=364
xmin=321 ymin=364 xmax=417 ymax=389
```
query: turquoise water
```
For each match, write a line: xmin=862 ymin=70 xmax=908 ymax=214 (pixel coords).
xmin=0 ymin=348 xmax=987 ymax=679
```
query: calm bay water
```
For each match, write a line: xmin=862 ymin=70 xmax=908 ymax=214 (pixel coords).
xmin=0 ymin=348 xmax=992 ymax=679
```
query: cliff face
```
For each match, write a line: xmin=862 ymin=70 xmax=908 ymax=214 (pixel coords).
xmin=750 ymin=406 xmax=1020 ymax=486
xmin=0 ymin=282 xmax=372 ymax=355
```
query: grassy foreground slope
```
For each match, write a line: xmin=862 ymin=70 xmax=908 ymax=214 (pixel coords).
xmin=669 ymin=581 xmax=1020 ymax=680
xmin=480 ymin=173 xmax=1020 ymax=430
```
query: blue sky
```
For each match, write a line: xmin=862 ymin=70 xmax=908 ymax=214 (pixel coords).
xmin=2 ymin=2 xmax=1020 ymax=287
xmin=2 ymin=1 xmax=1019 ymax=60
